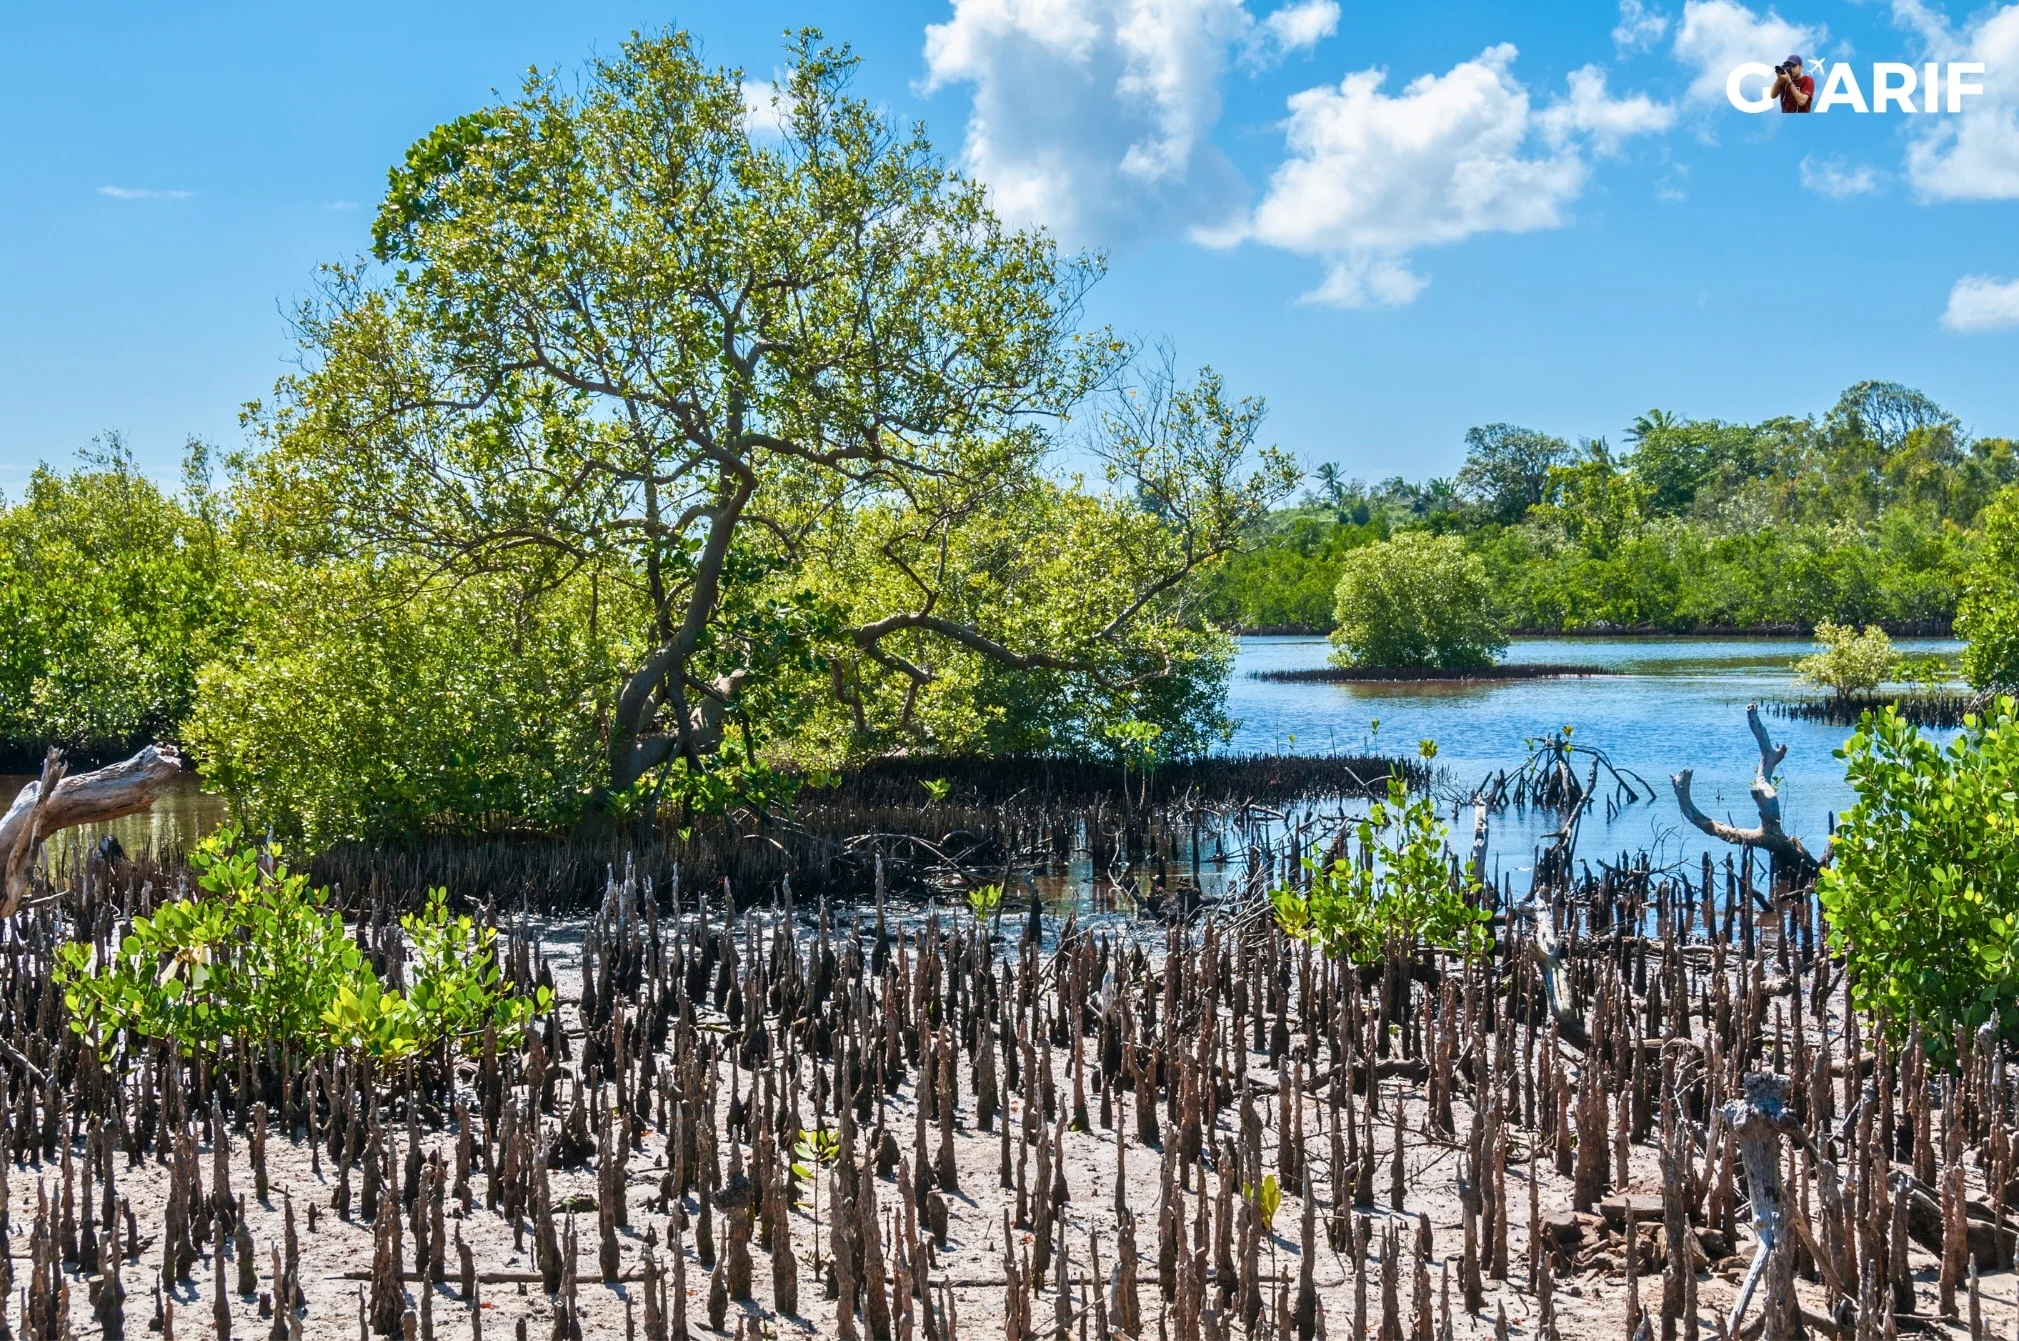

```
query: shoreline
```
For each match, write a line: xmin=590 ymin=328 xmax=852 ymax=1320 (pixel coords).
xmin=1228 ymin=621 xmax=1957 ymax=639
xmin=1253 ymin=663 xmax=1609 ymax=683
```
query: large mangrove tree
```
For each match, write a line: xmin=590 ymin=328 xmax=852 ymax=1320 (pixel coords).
xmin=200 ymin=30 xmax=1291 ymax=837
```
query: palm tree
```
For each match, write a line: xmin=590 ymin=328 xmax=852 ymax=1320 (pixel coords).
xmin=1314 ymin=462 xmax=1348 ymax=511
xmin=1626 ymin=409 xmax=1679 ymax=444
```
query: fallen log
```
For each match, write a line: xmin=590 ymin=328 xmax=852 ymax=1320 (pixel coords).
xmin=0 ymin=744 xmax=184 ymax=916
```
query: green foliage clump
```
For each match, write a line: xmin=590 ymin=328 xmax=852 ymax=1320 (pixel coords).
xmin=1247 ymin=1174 xmax=1283 ymax=1233
xmin=1270 ymin=774 xmax=1492 ymax=964
xmin=1329 ymin=533 xmax=1504 ymax=669
xmin=1818 ymin=699 xmax=2019 ymax=1046
xmin=0 ymin=440 xmax=231 ymax=755
xmin=1960 ymin=485 xmax=2019 ymax=692
xmin=58 ymin=829 xmax=547 ymax=1061
xmin=966 ymin=881 xmax=1004 ymax=925
xmin=1794 ymin=620 xmax=1898 ymax=699
xmin=187 ymin=558 xmax=631 ymax=847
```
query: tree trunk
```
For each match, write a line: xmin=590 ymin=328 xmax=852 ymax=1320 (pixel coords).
xmin=1 ymin=745 xmax=184 ymax=916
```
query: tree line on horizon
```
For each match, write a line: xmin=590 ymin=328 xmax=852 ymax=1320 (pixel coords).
xmin=1203 ymin=379 xmax=2019 ymax=639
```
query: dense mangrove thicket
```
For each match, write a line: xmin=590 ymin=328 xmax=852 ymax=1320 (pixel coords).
xmin=1203 ymin=384 xmax=2019 ymax=645
xmin=1960 ymin=485 xmax=2019 ymax=692
xmin=0 ymin=439 xmax=232 ymax=767
xmin=0 ymin=32 xmax=1298 ymax=845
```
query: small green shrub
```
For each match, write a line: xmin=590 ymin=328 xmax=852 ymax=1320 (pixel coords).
xmin=1270 ymin=773 xmax=1492 ymax=964
xmin=1247 ymin=1174 xmax=1283 ymax=1234
xmin=59 ymin=829 xmax=547 ymax=1061
xmin=1329 ymin=532 xmax=1504 ymax=669
xmin=1794 ymin=620 xmax=1898 ymax=699
xmin=967 ymin=882 xmax=1004 ymax=925
xmin=1818 ymin=698 xmax=2019 ymax=1046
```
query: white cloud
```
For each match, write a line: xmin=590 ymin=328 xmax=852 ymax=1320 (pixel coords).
xmin=1799 ymin=155 xmax=1880 ymax=196
xmin=921 ymin=0 xmax=1336 ymax=246
xmin=1672 ymin=0 xmax=1821 ymax=104
xmin=741 ymin=79 xmax=795 ymax=139
xmin=1613 ymin=0 xmax=1672 ymax=52
xmin=1895 ymin=1 xmax=2019 ymax=201
xmin=1260 ymin=0 xmax=1340 ymax=55
xmin=96 ymin=185 xmax=193 ymax=200
xmin=1304 ymin=253 xmax=1430 ymax=307
xmin=1229 ymin=46 xmax=1669 ymax=307
xmin=1539 ymin=65 xmax=1677 ymax=153
xmin=1941 ymin=274 xmax=2019 ymax=331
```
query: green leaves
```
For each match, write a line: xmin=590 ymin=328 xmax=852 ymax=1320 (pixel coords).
xmin=794 ymin=1127 xmax=841 ymax=1169
xmin=59 ymin=830 xmax=542 ymax=1063
xmin=791 ymin=1127 xmax=841 ymax=1198
xmin=1269 ymin=773 xmax=1491 ymax=966
xmin=1819 ymin=697 xmax=2019 ymax=1051
xmin=967 ymin=882 xmax=1004 ymax=926
xmin=1245 ymin=1175 xmax=1283 ymax=1234
xmin=1329 ymin=533 xmax=1504 ymax=671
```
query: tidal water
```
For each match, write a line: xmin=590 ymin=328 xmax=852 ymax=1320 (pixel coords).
xmin=1 ymin=634 xmax=1966 ymax=894
xmin=1224 ymin=634 xmax=1965 ymax=879
xmin=0 ymin=771 xmax=222 ymax=873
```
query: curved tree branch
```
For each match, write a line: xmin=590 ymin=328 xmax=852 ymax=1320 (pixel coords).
xmin=1671 ymin=703 xmax=1823 ymax=879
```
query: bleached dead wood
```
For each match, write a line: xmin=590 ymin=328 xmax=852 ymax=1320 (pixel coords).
xmin=1 ymin=744 xmax=184 ymax=916
xmin=1724 ymin=1072 xmax=1802 ymax=1341
xmin=1671 ymin=704 xmax=1823 ymax=880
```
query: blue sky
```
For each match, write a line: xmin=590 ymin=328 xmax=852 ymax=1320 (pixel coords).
xmin=4 ymin=0 xmax=2017 ymax=491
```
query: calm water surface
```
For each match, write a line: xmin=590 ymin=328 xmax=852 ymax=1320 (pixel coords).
xmin=0 ymin=634 xmax=1963 ymax=887
xmin=1224 ymin=634 xmax=1964 ymax=875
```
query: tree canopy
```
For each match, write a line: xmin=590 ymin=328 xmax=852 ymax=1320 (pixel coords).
xmin=209 ymin=29 xmax=1292 ymax=835
xmin=1453 ymin=424 xmax=1571 ymax=523
xmin=0 ymin=438 xmax=231 ymax=759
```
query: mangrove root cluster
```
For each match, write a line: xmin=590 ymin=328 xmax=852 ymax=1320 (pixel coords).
xmin=0 ymin=826 xmax=2015 ymax=1341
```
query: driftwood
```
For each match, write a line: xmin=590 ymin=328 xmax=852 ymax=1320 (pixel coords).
xmin=0 ymin=744 xmax=184 ymax=916
xmin=1671 ymin=704 xmax=1823 ymax=880
xmin=1522 ymin=892 xmax=1588 ymax=1050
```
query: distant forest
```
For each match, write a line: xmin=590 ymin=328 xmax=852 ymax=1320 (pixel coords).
xmin=1201 ymin=380 xmax=2016 ymax=635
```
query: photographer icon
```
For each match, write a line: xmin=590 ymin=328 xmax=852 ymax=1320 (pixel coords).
xmin=1773 ymin=54 xmax=1814 ymax=112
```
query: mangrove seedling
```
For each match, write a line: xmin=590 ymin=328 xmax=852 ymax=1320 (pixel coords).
xmin=791 ymin=1127 xmax=843 ymax=1270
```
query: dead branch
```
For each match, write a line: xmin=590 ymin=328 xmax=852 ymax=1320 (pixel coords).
xmin=1671 ymin=704 xmax=1822 ymax=879
xmin=1 ymin=744 xmax=184 ymax=916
